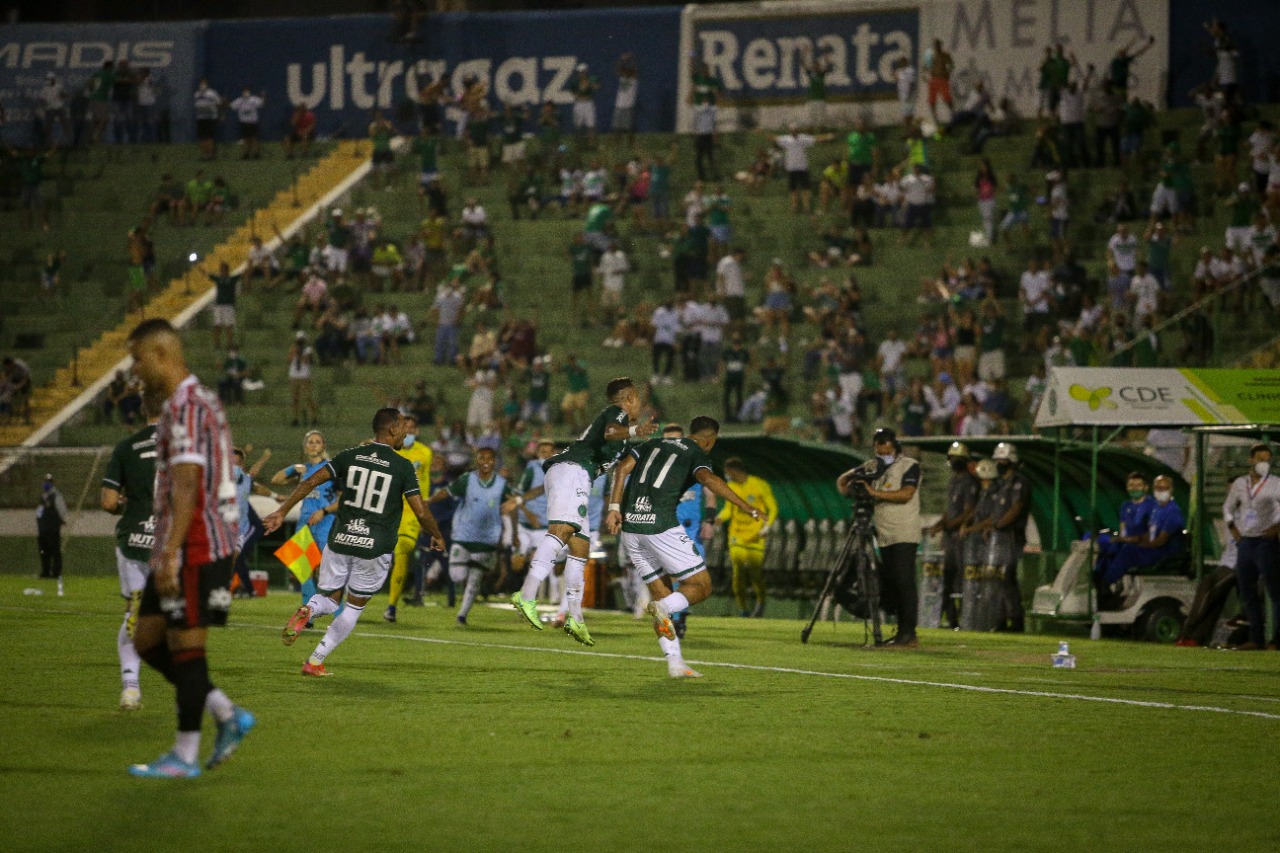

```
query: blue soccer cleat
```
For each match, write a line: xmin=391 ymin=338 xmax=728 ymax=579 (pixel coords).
xmin=128 ymin=751 xmax=202 ymax=779
xmin=206 ymin=706 xmax=256 ymax=770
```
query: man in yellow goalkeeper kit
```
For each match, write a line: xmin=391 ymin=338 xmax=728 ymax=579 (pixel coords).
xmin=718 ymin=456 xmax=777 ymax=617
xmin=384 ymin=415 xmax=434 ymax=623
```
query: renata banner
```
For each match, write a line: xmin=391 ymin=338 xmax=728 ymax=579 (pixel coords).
xmin=678 ymin=0 xmax=1168 ymax=131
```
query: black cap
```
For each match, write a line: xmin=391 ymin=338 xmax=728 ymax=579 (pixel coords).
xmin=872 ymin=428 xmax=898 ymax=446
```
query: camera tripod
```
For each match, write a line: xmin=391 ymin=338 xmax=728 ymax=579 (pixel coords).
xmin=801 ymin=506 xmax=883 ymax=645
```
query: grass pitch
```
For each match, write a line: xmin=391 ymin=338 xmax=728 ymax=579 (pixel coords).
xmin=2 ymin=575 xmax=1278 ymax=853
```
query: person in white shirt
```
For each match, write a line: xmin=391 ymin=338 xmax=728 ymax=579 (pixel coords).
xmin=612 ymin=53 xmax=638 ymax=147
xmin=230 ymin=87 xmax=265 ymax=159
xmin=650 ymin=301 xmax=681 ymax=384
xmin=583 ymin=163 xmax=607 ymax=201
xmin=715 ymin=247 xmax=747 ymax=322
xmin=460 ymin=199 xmax=488 ymax=242
xmin=876 ymin=328 xmax=908 ymax=395
xmin=1057 ymin=71 xmax=1090 ymax=168
xmin=899 ymin=163 xmax=935 ymax=244
xmin=1107 ymin=223 xmax=1139 ymax=275
xmin=698 ymin=294 xmax=730 ymax=380
xmin=1222 ymin=443 xmax=1280 ymax=650
xmin=37 ymin=73 xmax=69 ymax=144
xmin=1128 ymin=261 xmax=1161 ymax=323
xmin=193 ymin=78 xmax=223 ymax=160
xmin=1019 ymin=259 xmax=1054 ymax=346
xmin=679 ymin=298 xmax=707 ymax=381
xmin=596 ymin=242 xmax=630 ymax=322
xmin=774 ymin=123 xmax=833 ymax=213
xmin=683 ymin=181 xmax=707 ymax=227
xmin=875 ymin=169 xmax=904 ymax=227
xmin=894 ymin=57 xmax=917 ymax=119
xmin=1248 ymin=120 xmax=1275 ymax=194
xmin=1047 ymin=171 xmax=1069 ymax=255
xmin=134 ymin=68 xmax=159 ymax=143
xmin=1245 ymin=212 xmax=1277 ymax=268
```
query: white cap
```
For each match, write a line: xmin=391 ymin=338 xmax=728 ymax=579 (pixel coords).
xmin=576 ymin=63 xmax=587 ymax=71
xmin=331 ymin=208 xmax=343 ymax=217
xmin=992 ymin=442 xmax=1018 ymax=463
xmin=1239 ymin=182 xmax=1251 ymax=193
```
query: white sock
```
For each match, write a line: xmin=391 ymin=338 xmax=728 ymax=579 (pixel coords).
xmin=307 ymin=594 xmax=338 ymax=618
xmin=660 ymin=591 xmax=690 ymax=614
xmin=520 ymin=533 xmax=565 ymax=600
xmin=174 ymin=731 xmax=201 ymax=765
xmin=205 ymin=688 xmax=234 ymax=723
xmin=459 ymin=568 xmax=483 ymax=618
xmin=118 ymin=615 xmax=141 ymax=692
xmin=309 ymin=603 xmax=364 ymax=665
xmin=563 ymin=555 xmax=586 ymax=620
xmin=658 ymin=635 xmax=682 ymax=660
xmin=548 ymin=572 xmax=564 ymax=606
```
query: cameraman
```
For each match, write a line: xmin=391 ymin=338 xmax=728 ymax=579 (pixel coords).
xmin=837 ymin=427 xmax=922 ymax=648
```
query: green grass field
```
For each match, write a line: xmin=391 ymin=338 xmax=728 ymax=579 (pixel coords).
xmin=3 ymin=575 xmax=1278 ymax=852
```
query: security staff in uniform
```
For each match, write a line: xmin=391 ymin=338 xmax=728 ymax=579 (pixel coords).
xmin=931 ymin=442 xmax=977 ymax=629
xmin=991 ymin=441 xmax=1031 ymax=632
xmin=851 ymin=427 xmax=922 ymax=647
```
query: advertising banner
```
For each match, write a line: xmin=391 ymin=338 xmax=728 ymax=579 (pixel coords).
xmin=678 ymin=0 xmax=1167 ymax=131
xmin=203 ymin=8 xmax=680 ymax=139
xmin=1035 ymin=368 xmax=1280 ymax=428
xmin=0 ymin=21 xmax=205 ymax=146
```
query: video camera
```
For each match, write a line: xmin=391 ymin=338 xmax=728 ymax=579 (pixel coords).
xmin=844 ymin=457 xmax=885 ymax=519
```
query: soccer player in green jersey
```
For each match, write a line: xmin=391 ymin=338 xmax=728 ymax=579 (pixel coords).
xmin=101 ymin=394 xmax=160 ymax=711
xmin=605 ymin=416 xmax=760 ymax=677
xmin=508 ymin=377 xmax=657 ymax=645
xmin=264 ymin=409 xmax=445 ymax=676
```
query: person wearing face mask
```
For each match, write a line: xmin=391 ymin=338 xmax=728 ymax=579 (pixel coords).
xmin=384 ymin=415 xmax=434 ymax=624
xmin=1095 ymin=474 xmax=1186 ymax=607
xmin=1222 ymin=444 xmax=1280 ymax=650
xmin=1093 ymin=471 xmax=1156 ymax=605
xmin=931 ymin=442 xmax=978 ymax=629
xmin=990 ymin=442 xmax=1031 ymax=632
xmin=843 ymin=427 xmax=922 ymax=647
xmin=35 ymin=473 xmax=69 ymax=589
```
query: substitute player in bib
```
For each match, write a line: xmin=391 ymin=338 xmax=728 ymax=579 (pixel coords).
xmin=508 ymin=377 xmax=657 ymax=645
xmin=125 ymin=319 xmax=254 ymax=779
xmin=427 ymin=447 xmax=511 ymax=626
xmin=265 ymin=409 xmax=445 ymax=676
xmin=605 ymin=416 xmax=761 ymax=677
xmin=513 ymin=440 xmax=555 ymax=590
xmin=384 ymin=415 xmax=433 ymax=623
xmin=719 ymin=457 xmax=778 ymax=617
xmin=101 ymin=393 xmax=160 ymax=712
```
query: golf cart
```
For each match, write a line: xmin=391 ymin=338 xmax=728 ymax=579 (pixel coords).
xmin=1031 ymin=540 xmax=1196 ymax=642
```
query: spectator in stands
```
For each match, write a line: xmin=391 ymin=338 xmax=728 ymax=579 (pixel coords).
xmin=87 ymin=61 xmax=113 ymax=144
xmin=219 ymin=345 xmax=247 ymax=405
xmin=148 ymin=173 xmax=183 ymax=224
xmin=287 ymin=332 xmax=317 ymax=426
xmin=1107 ymin=222 xmax=1139 ymax=277
xmin=974 ymin=159 xmax=998 ymax=246
xmin=690 ymin=61 xmax=723 ymax=181
xmin=774 ymin=123 xmax=832 ymax=213
xmin=285 ymin=102 xmax=316 ymax=158
xmin=11 ymin=143 xmax=52 ymax=232
xmin=1143 ymin=221 xmax=1174 ymax=289
xmin=1090 ymin=78 xmax=1124 ymax=167
xmin=1109 ymin=35 xmax=1155 ymax=101
xmin=206 ymin=261 xmax=240 ymax=350
xmin=999 ymin=173 xmax=1031 ymax=241
xmin=245 ymin=236 xmax=277 ymax=288
xmin=193 ymin=77 xmax=223 ymax=160
xmin=1205 ymin=19 xmax=1240 ymax=104
xmin=571 ymin=64 xmax=600 ymax=146
xmin=230 ymin=87 xmax=264 ymax=160
xmin=923 ymin=38 xmax=954 ymax=124
xmin=37 ymin=73 xmax=69 ymax=146
xmin=1047 ymin=171 xmax=1069 ymax=257
xmin=613 ymin=53 xmax=638 ymax=148
xmin=900 ymin=163 xmax=935 ymax=246
xmin=1057 ymin=64 xmax=1091 ymax=168
xmin=1019 ymin=258 xmax=1054 ymax=351
xmin=715 ymin=246 xmax=747 ymax=323
xmin=597 ymin=241 xmax=629 ymax=325
xmin=559 ymin=354 xmax=590 ymax=431
xmin=650 ymin=299 xmax=680 ymax=385
xmin=1120 ymin=95 xmax=1155 ymax=167
xmin=135 ymin=68 xmax=159 ymax=143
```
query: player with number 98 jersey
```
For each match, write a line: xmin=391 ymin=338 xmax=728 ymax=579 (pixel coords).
xmin=325 ymin=443 xmax=421 ymax=558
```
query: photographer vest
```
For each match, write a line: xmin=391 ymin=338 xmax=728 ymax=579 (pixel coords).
xmin=873 ymin=455 xmax=922 ymax=546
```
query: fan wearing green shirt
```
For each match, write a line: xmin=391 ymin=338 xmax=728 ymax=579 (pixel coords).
xmin=88 ymin=60 xmax=114 ymax=144
xmin=368 ymin=110 xmax=395 ymax=189
xmin=998 ymin=174 xmax=1031 ymax=240
xmin=802 ymin=52 xmax=832 ymax=131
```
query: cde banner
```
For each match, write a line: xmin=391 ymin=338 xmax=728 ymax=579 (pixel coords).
xmin=203 ymin=8 xmax=681 ymax=139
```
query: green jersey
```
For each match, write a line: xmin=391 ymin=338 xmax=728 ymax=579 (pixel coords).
xmin=846 ymin=130 xmax=876 ymax=166
xmin=570 ymin=243 xmax=593 ymax=277
xmin=103 ymin=424 xmax=158 ymax=561
xmin=325 ymin=443 xmax=421 ymax=558
xmin=528 ymin=369 xmax=550 ymax=404
xmin=806 ymin=68 xmax=827 ymax=101
xmin=584 ymin=203 xmax=612 ymax=233
xmin=370 ymin=122 xmax=393 ymax=153
xmin=621 ymin=437 xmax=713 ymax=535
xmin=547 ymin=404 xmax=629 ymax=479
xmin=412 ymin=136 xmax=439 ymax=172
xmin=692 ymin=72 xmax=723 ymax=106
xmin=1230 ymin=194 xmax=1257 ymax=228
xmin=327 ymin=222 xmax=352 ymax=249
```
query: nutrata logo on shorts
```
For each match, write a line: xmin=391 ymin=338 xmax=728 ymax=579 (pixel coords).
xmin=694 ymin=7 xmax=918 ymax=103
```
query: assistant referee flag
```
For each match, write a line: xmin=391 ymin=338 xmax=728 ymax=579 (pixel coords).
xmin=275 ymin=525 xmax=322 ymax=582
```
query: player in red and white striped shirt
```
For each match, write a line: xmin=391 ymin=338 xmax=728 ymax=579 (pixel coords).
xmin=125 ymin=318 xmax=255 ymax=779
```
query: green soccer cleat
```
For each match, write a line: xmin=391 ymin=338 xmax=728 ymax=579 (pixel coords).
xmin=510 ymin=592 xmax=543 ymax=630
xmin=563 ymin=616 xmax=595 ymax=647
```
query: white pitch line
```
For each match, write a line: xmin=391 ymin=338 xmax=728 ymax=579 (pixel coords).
xmin=253 ymin=623 xmax=1280 ymax=722
xmin=7 ymin=604 xmax=1280 ymax=721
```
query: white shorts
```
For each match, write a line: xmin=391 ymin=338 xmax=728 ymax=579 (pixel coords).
xmin=501 ymin=141 xmax=526 ymax=164
xmin=622 ymin=526 xmax=707 ymax=583
xmin=324 ymin=248 xmax=350 ymax=273
xmin=573 ymin=101 xmax=597 ymax=130
xmin=116 ymin=548 xmax=149 ymax=597
xmin=317 ymin=549 xmax=392 ymax=596
xmin=517 ymin=525 xmax=547 ymax=554
xmin=544 ymin=462 xmax=592 ymax=535
xmin=1150 ymin=184 xmax=1178 ymax=216
xmin=449 ymin=542 xmax=496 ymax=582
xmin=212 ymin=304 xmax=236 ymax=328
xmin=1225 ymin=226 xmax=1251 ymax=253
